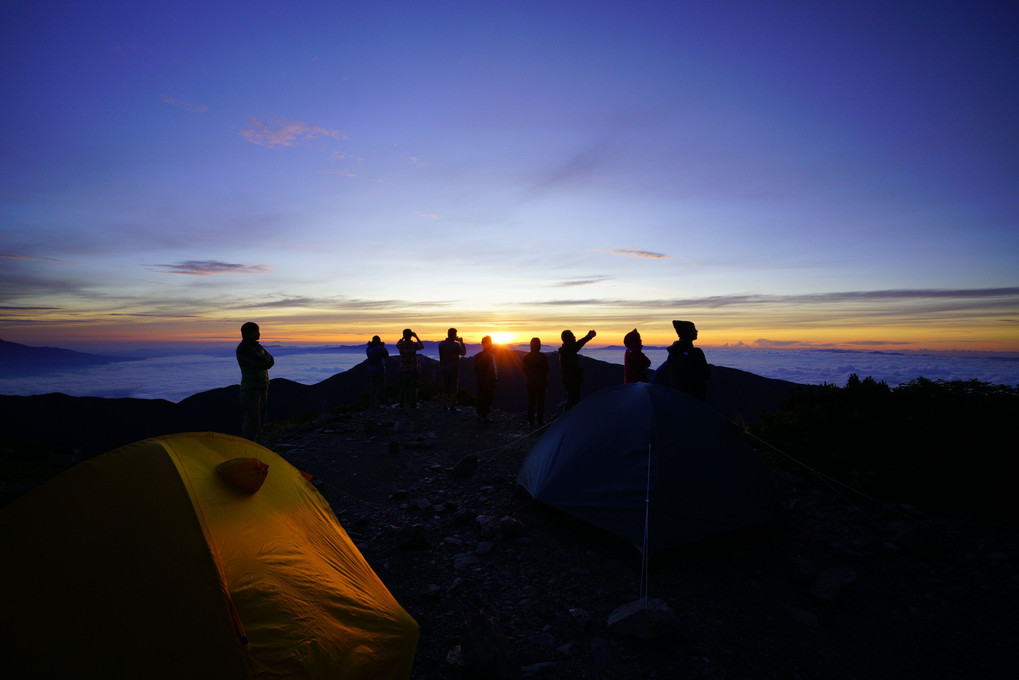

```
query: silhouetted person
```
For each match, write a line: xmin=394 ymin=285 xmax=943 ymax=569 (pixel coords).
xmin=522 ymin=337 xmax=549 ymax=427
xmin=438 ymin=327 xmax=466 ymax=411
xmin=365 ymin=335 xmax=389 ymax=409
xmin=667 ymin=320 xmax=709 ymax=400
xmin=236 ymin=321 xmax=274 ymax=442
xmin=396 ymin=328 xmax=423 ymax=409
xmin=473 ymin=335 xmax=497 ymax=424
xmin=559 ymin=329 xmax=596 ymax=410
xmin=623 ymin=328 xmax=651 ymax=384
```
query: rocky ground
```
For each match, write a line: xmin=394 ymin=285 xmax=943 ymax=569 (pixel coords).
xmin=266 ymin=399 xmax=1018 ymax=680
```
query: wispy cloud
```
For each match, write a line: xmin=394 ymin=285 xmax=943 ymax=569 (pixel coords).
xmin=160 ymin=95 xmax=209 ymax=113
xmin=149 ymin=261 xmax=271 ymax=276
xmin=609 ymin=248 xmax=671 ymax=260
xmin=416 ymin=211 xmax=440 ymax=220
xmin=240 ymin=118 xmax=347 ymax=148
xmin=0 ymin=306 xmax=63 ymax=311
xmin=556 ymin=276 xmax=612 ymax=287
xmin=409 ymin=156 xmax=425 ymax=167
xmin=1 ymin=252 xmax=74 ymax=263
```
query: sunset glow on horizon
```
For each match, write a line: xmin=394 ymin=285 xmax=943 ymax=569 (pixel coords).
xmin=1 ymin=2 xmax=1016 ymax=355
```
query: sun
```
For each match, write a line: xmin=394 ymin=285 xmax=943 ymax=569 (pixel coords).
xmin=489 ymin=332 xmax=516 ymax=345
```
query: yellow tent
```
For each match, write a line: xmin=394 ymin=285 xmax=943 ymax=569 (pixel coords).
xmin=0 ymin=432 xmax=418 ymax=679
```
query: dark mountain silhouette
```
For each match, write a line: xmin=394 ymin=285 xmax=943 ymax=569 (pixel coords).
xmin=0 ymin=338 xmax=125 ymax=377
xmin=0 ymin=350 xmax=800 ymax=456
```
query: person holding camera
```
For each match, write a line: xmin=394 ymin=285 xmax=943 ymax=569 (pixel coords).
xmin=438 ymin=327 xmax=467 ymax=411
xmin=396 ymin=328 xmax=424 ymax=409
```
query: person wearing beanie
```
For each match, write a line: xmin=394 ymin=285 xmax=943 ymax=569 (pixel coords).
xmin=522 ymin=337 xmax=550 ymax=427
xmin=623 ymin=328 xmax=651 ymax=384
xmin=666 ymin=320 xmax=709 ymax=400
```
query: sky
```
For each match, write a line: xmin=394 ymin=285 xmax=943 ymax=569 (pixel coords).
xmin=2 ymin=0 xmax=1017 ymax=353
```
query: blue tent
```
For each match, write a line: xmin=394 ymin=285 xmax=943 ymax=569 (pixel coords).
xmin=518 ymin=383 xmax=777 ymax=552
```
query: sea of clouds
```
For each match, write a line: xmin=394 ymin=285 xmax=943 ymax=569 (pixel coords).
xmin=2 ymin=347 xmax=1016 ymax=404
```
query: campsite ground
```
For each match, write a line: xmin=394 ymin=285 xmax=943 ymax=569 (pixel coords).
xmin=268 ymin=399 xmax=1018 ymax=679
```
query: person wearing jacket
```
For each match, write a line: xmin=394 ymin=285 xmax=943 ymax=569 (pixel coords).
xmin=365 ymin=335 xmax=389 ymax=409
xmin=236 ymin=321 xmax=275 ymax=441
xmin=473 ymin=335 xmax=497 ymax=424
xmin=623 ymin=328 xmax=651 ymax=384
xmin=522 ymin=337 xmax=549 ymax=427
xmin=667 ymin=320 xmax=709 ymax=400
xmin=558 ymin=328 xmax=596 ymax=410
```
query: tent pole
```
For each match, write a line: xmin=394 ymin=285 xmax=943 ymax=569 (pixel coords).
xmin=639 ymin=442 xmax=652 ymax=608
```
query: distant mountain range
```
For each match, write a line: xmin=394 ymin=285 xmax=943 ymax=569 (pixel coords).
xmin=0 ymin=344 xmax=801 ymax=456
xmin=0 ymin=339 xmax=125 ymax=377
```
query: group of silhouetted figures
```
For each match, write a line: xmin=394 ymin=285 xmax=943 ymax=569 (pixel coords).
xmin=234 ymin=319 xmax=708 ymax=441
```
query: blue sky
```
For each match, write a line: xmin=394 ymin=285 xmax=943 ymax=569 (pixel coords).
xmin=2 ymin=0 xmax=1017 ymax=351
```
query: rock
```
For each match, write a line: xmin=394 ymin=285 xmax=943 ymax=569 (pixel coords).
xmin=521 ymin=661 xmax=555 ymax=677
xmin=590 ymin=635 xmax=614 ymax=665
xmin=387 ymin=439 xmax=400 ymax=455
xmin=412 ymin=497 xmax=432 ymax=511
xmin=527 ymin=632 xmax=556 ymax=654
xmin=791 ymin=555 xmax=817 ymax=584
xmin=395 ymin=524 xmax=429 ymax=550
xmin=393 ymin=419 xmax=414 ymax=433
xmin=606 ymin=598 xmax=680 ymax=639
xmin=451 ymin=454 xmax=478 ymax=478
xmin=476 ymin=514 xmax=500 ymax=537
xmin=783 ymin=604 xmax=819 ymax=628
xmin=568 ymin=607 xmax=591 ymax=629
xmin=810 ymin=567 xmax=858 ymax=603
xmin=422 ymin=583 xmax=443 ymax=600
xmin=454 ymin=552 xmax=482 ymax=570
xmin=460 ymin=614 xmax=520 ymax=680
xmin=499 ymin=516 xmax=527 ymax=536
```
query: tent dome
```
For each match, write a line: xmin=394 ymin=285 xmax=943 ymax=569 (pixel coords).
xmin=0 ymin=432 xmax=418 ymax=679
xmin=518 ymin=383 xmax=777 ymax=552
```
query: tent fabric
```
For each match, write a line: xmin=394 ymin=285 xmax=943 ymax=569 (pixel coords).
xmin=0 ymin=432 xmax=418 ymax=680
xmin=518 ymin=383 xmax=777 ymax=552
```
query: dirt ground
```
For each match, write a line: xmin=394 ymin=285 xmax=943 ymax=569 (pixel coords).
xmin=268 ymin=399 xmax=1019 ymax=679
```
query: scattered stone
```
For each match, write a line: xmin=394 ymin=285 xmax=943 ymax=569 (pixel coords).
xmin=476 ymin=514 xmax=500 ymax=537
xmin=569 ymin=567 xmax=591 ymax=576
xmin=521 ymin=661 xmax=555 ymax=677
xmin=459 ymin=614 xmax=520 ymax=680
xmin=422 ymin=584 xmax=443 ymax=600
xmin=412 ymin=497 xmax=432 ymax=511
xmin=791 ymin=555 xmax=817 ymax=584
xmin=810 ymin=567 xmax=858 ymax=603
xmin=387 ymin=440 xmax=400 ymax=455
xmin=590 ymin=635 xmax=614 ymax=665
xmin=568 ymin=607 xmax=592 ymax=629
xmin=606 ymin=598 xmax=680 ymax=639
xmin=451 ymin=454 xmax=478 ymax=478
xmin=783 ymin=604 xmax=820 ymax=628
xmin=395 ymin=524 xmax=429 ymax=551
xmin=476 ymin=540 xmax=496 ymax=555
xmin=499 ymin=516 xmax=527 ymax=536
xmin=454 ymin=552 xmax=482 ymax=570
xmin=528 ymin=632 xmax=556 ymax=654
xmin=393 ymin=419 xmax=415 ymax=433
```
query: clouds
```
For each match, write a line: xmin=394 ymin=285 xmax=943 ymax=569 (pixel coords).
xmin=239 ymin=118 xmax=347 ymax=148
xmin=608 ymin=248 xmax=671 ymax=260
xmin=148 ymin=261 xmax=271 ymax=276
xmin=160 ymin=95 xmax=209 ymax=113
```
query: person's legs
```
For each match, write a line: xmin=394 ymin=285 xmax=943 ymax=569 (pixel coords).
xmin=240 ymin=388 xmax=266 ymax=441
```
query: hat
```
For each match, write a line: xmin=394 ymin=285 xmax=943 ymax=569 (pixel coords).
xmin=623 ymin=328 xmax=641 ymax=349
xmin=672 ymin=320 xmax=696 ymax=338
